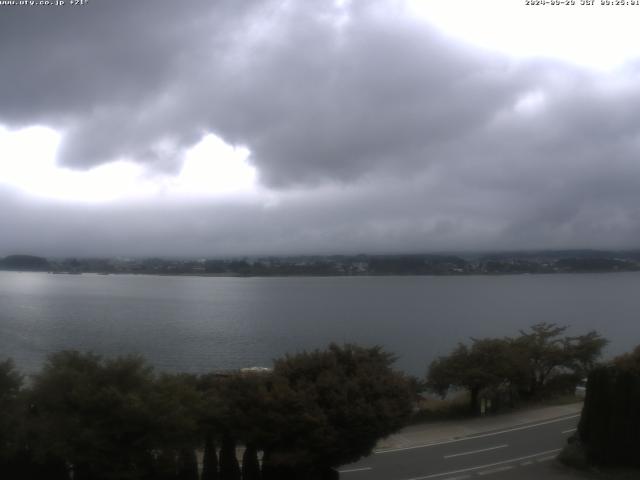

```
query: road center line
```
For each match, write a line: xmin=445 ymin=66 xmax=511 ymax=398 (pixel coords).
xmin=562 ymin=428 xmax=577 ymax=434
xmin=401 ymin=448 xmax=561 ymax=480
xmin=444 ymin=444 xmax=508 ymax=459
xmin=338 ymin=466 xmax=372 ymax=474
xmin=376 ymin=414 xmax=579 ymax=454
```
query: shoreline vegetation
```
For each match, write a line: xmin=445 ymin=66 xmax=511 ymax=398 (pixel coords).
xmin=1 ymin=324 xmax=618 ymax=479
xmin=3 ymin=250 xmax=640 ymax=277
xmin=0 ymin=344 xmax=414 ymax=480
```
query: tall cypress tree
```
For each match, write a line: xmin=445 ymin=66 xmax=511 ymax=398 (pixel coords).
xmin=201 ymin=434 xmax=219 ymax=480
xmin=241 ymin=444 xmax=261 ymax=480
xmin=25 ymin=454 xmax=70 ymax=480
xmin=177 ymin=448 xmax=198 ymax=480
xmin=219 ymin=434 xmax=241 ymax=480
xmin=260 ymin=451 xmax=274 ymax=480
xmin=155 ymin=449 xmax=179 ymax=480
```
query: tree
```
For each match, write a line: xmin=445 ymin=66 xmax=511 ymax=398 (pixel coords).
xmin=197 ymin=373 xmax=250 ymax=480
xmin=0 ymin=359 xmax=23 ymax=476
xmin=576 ymin=362 xmax=640 ymax=467
xmin=28 ymin=351 xmax=159 ymax=480
xmin=613 ymin=344 xmax=640 ymax=373
xmin=201 ymin=433 xmax=219 ymax=480
xmin=204 ymin=374 xmax=264 ymax=480
xmin=427 ymin=338 xmax=522 ymax=413
xmin=154 ymin=449 xmax=179 ymax=480
xmin=514 ymin=323 xmax=607 ymax=398
xmin=242 ymin=444 xmax=261 ymax=480
xmin=177 ymin=448 xmax=198 ymax=480
xmin=564 ymin=331 xmax=609 ymax=377
xmin=149 ymin=373 xmax=203 ymax=452
xmin=0 ymin=254 xmax=49 ymax=271
xmin=427 ymin=324 xmax=608 ymax=411
xmin=261 ymin=344 xmax=413 ymax=476
xmin=218 ymin=433 xmax=241 ymax=480
xmin=513 ymin=323 xmax=569 ymax=397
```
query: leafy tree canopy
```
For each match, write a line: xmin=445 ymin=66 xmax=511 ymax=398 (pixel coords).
xmin=264 ymin=344 xmax=413 ymax=470
xmin=0 ymin=359 xmax=22 ymax=461
xmin=427 ymin=323 xmax=608 ymax=411
xmin=613 ymin=344 xmax=640 ymax=373
xmin=28 ymin=351 xmax=159 ymax=479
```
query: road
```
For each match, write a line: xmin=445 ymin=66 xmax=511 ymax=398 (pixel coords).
xmin=339 ymin=413 xmax=580 ymax=480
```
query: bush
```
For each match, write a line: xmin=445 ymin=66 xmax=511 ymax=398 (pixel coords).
xmin=578 ymin=366 xmax=640 ymax=467
xmin=558 ymin=435 xmax=588 ymax=470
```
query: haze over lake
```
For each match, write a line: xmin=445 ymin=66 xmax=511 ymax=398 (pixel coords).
xmin=1 ymin=271 xmax=638 ymax=376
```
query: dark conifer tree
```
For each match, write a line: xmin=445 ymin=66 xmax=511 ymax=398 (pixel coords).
xmin=155 ymin=449 xmax=179 ymax=480
xmin=578 ymin=363 xmax=640 ymax=467
xmin=177 ymin=448 xmax=198 ymax=480
xmin=26 ymin=454 xmax=70 ymax=480
xmin=219 ymin=433 xmax=241 ymax=480
xmin=241 ymin=444 xmax=261 ymax=480
xmin=201 ymin=434 xmax=219 ymax=480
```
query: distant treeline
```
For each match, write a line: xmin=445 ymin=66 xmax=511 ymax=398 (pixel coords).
xmin=0 ymin=255 xmax=50 ymax=271
xmin=3 ymin=250 xmax=640 ymax=276
xmin=0 ymin=344 xmax=414 ymax=480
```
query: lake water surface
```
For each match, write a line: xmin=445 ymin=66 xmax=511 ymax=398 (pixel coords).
xmin=1 ymin=271 xmax=639 ymax=376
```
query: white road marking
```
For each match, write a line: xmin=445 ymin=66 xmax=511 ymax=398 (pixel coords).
xmin=477 ymin=465 xmax=514 ymax=475
xmin=441 ymin=476 xmax=471 ymax=480
xmin=443 ymin=444 xmax=508 ymax=459
xmin=520 ymin=461 xmax=533 ymax=466
xmin=401 ymin=448 xmax=561 ymax=480
xmin=562 ymin=428 xmax=577 ymax=434
xmin=376 ymin=414 xmax=579 ymax=454
xmin=338 ymin=466 xmax=372 ymax=474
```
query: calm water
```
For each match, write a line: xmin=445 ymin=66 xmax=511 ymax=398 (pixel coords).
xmin=1 ymin=271 xmax=639 ymax=376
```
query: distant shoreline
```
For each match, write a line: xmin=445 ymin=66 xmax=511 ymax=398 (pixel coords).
xmin=1 ymin=269 xmax=639 ymax=279
xmin=3 ymin=251 xmax=640 ymax=278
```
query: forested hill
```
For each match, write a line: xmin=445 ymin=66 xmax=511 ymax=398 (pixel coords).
xmin=0 ymin=255 xmax=49 ymax=271
xmin=2 ymin=250 xmax=640 ymax=276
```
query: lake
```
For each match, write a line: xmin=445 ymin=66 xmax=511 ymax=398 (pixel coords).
xmin=1 ymin=271 xmax=638 ymax=376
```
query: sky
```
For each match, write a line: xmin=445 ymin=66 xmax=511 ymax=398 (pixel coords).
xmin=2 ymin=0 xmax=640 ymax=257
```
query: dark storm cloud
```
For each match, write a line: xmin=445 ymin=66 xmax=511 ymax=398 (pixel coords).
xmin=0 ymin=0 xmax=261 ymax=171
xmin=3 ymin=0 xmax=640 ymax=254
xmin=0 ymin=0 xmax=531 ymax=184
xmin=3 ymin=165 xmax=640 ymax=258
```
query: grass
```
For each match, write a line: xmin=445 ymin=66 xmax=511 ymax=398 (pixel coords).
xmin=409 ymin=391 xmax=472 ymax=424
xmin=409 ymin=391 xmax=584 ymax=425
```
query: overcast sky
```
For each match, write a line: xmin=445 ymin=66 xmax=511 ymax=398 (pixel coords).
xmin=2 ymin=0 xmax=640 ymax=257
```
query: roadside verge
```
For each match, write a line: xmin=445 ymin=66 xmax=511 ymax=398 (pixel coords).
xmin=375 ymin=402 xmax=583 ymax=452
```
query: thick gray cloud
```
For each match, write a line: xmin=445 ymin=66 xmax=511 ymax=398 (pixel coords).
xmin=2 ymin=0 xmax=640 ymax=255
xmin=0 ymin=0 xmax=530 ymax=183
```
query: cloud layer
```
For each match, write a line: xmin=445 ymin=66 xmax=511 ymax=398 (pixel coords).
xmin=2 ymin=0 xmax=640 ymax=256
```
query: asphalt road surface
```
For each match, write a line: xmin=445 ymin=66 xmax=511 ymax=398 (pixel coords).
xmin=339 ymin=413 xmax=580 ymax=480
